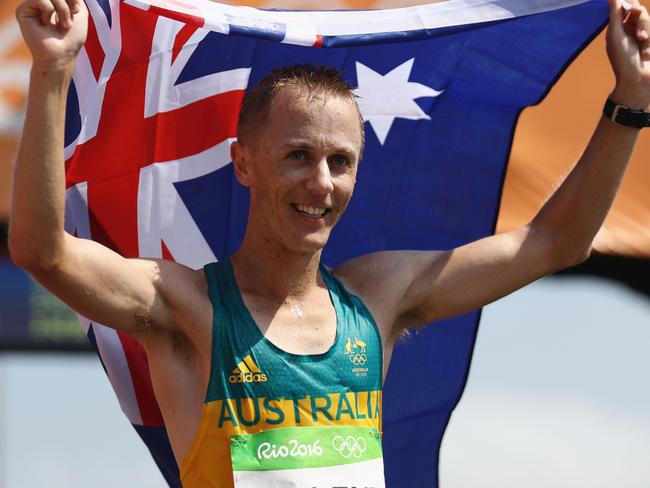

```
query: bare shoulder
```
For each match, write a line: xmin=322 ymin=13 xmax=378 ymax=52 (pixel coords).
xmin=332 ymin=250 xmax=438 ymax=296
xmin=331 ymin=251 xmax=424 ymax=338
xmin=332 ymin=251 xmax=408 ymax=295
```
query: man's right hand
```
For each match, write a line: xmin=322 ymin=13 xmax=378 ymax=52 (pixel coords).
xmin=16 ymin=0 xmax=87 ymax=69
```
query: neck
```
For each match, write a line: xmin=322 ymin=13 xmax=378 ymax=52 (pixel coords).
xmin=231 ymin=231 xmax=323 ymax=302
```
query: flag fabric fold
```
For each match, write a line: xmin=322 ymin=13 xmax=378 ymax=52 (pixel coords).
xmin=63 ymin=1 xmax=608 ymax=486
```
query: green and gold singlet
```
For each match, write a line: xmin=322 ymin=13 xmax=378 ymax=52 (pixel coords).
xmin=180 ymin=260 xmax=385 ymax=488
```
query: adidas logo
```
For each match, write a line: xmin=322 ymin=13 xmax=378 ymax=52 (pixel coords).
xmin=228 ymin=355 xmax=268 ymax=384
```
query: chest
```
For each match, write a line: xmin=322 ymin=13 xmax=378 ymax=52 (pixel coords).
xmin=243 ymin=291 xmax=338 ymax=355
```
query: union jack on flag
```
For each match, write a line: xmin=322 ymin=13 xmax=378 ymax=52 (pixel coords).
xmin=63 ymin=0 xmax=608 ymax=486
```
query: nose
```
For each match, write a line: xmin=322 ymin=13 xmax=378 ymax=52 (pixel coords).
xmin=305 ymin=157 xmax=334 ymax=194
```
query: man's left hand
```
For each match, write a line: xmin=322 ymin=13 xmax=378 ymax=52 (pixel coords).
xmin=607 ymin=0 xmax=650 ymax=109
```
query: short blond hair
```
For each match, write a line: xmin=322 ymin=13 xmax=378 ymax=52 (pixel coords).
xmin=237 ymin=64 xmax=365 ymax=154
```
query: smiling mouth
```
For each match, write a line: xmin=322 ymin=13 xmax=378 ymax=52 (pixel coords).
xmin=292 ymin=204 xmax=330 ymax=218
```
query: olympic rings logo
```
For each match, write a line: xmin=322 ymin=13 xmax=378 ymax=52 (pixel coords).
xmin=332 ymin=435 xmax=367 ymax=458
xmin=349 ymin=353 xmax=367 ymax=365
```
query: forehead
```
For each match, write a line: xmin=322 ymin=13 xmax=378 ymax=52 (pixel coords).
xmin=261 ymin=88 xmax=362 ymax=155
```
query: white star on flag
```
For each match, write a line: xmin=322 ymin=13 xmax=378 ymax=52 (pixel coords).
xmin=354 ymin=58 xmax=443 ymax=145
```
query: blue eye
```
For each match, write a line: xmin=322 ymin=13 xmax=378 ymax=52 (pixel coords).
xmin=289 ymin=150 xmax=307 ymax=161
xmin=330 ymin=154 xmax=349 ymax=167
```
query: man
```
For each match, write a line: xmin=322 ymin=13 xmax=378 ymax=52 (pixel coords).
xmin=10 ymin=0 xmax=650 ymax=485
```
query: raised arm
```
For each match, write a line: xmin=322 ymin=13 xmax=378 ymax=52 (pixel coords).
xmin=336 ymin=0 xmax=650 ymax=334
xmin=9 ymin=0 xmax=195 ymax=339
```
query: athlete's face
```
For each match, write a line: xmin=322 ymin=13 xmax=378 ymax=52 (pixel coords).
xmin=232 ymin=88 xmax=363 ymax=254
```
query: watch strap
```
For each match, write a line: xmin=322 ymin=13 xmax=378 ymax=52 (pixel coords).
xmin=603 ymin=98 xmax=650 ymax=129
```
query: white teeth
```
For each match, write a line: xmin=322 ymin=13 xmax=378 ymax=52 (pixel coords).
xmin=296 ymin=204 xmax=327 ymax=217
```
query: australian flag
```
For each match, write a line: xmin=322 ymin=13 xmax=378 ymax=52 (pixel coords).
xmin=63 ymin=0 xmax=609 ymax=486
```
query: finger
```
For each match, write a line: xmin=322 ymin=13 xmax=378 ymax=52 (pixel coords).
xmin=608 ymin=0 xmax=627 ymax=38
xmin=622 ymin=5 xmax=642 ymax=37
xmin=50 ymin=0 xmax=72 ymax=29
xmin=39 ymin=3 xmax=54 ymax=26
xmin=18 ymin=0 xmax=56 ymax=25
xmin=635 ymin=5 xmax=649 ymax=42
xmin=637 ymin=5 xmax=650 ymax=60
xmin=623 ymin=4 xmax=650 ymax=55
xmin=66 ymin=0 xmax=81 ymax=15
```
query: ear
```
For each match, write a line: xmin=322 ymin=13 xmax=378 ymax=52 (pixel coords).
xmin=231 ymin=140 xmax=253 ymax=187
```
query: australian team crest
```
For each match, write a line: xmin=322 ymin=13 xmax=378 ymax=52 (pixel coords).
xmin=345 ymin=337 xmax=369 ymax=377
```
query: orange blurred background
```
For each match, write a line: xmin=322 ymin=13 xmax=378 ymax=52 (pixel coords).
xmin=0 ymin=0 xmax=30 ymax=220
xmin=1 ymin=0 xmax=648 ymax=256
xmin=503 ymin=22 xmax=650 ymax=258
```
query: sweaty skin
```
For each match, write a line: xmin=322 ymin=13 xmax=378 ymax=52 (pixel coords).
xmin=10 ymin=0 xmax=650 ymax=467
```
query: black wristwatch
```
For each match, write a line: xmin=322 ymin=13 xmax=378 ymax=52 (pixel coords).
xmin=603 ymin=98 xmax=650 ymax=129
